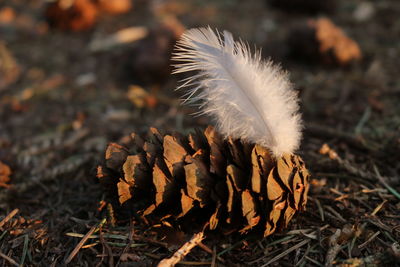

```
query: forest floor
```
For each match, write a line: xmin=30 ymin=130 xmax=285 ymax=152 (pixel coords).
xmin=0 ymin=0 xmax=399 ymax=266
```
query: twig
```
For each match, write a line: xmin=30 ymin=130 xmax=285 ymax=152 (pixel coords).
xmin=0 ymin=251 xmax=19 ymax=267
xmin=373 ymin=165 xmax=400 ymax=200
xmin=304 ymin=255 xmax=324 ymax=267
xmin=65 ymin=219 xmax=106 ymax=264
xmin=157 ymin=232 xmax=204 ymax=267
xmin=324 ymin=206 xmax=346 ymax=223
xmin=198 ymin=242 xmax=225 ymax=263
xmin=371 ymin=200 xmax=387 ymax=216
xmin=358 ymin=231 xmax=380 ymax=249
xmin=315 ymin=198 xmax=325 ymax=222
xmin=211 ymin=246 xmax=217 ymax=267
xmin=325 ymin=229 xmax=343 ymax=267
xmin=217 ymin=237 xmax=248 ymax=256
xmin=0 ymin=208 xmax=19 ymax=229
xmin=354 ymin=106 xmax=371 ymax=135
xmin=99 ymin=230 xmax=114 ymax=267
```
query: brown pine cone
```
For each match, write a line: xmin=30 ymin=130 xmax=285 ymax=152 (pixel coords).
xmin=95 ymin=0 xmax=132 ymax=15
xmin=98 ymin=126 xmax=310 ymax=237
xmin=45 ymin=0 xmax=98 ymax=32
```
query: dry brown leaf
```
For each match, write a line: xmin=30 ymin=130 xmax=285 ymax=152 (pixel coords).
xmin=0 ymin=161 xmax=11 ymax=188
xmin=313 ymin=18 xmax=362 ymax=65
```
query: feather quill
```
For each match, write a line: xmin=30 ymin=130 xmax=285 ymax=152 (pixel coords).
xmin=172 ymin=27 xmax=302 ymax=157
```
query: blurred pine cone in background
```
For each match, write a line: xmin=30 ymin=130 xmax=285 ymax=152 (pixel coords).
xmin=45 ymin=0 xmax=98 ymax=32
xmin=95 ymin=0 xmax=132 ymax=15
xmin=98 ymin=126 xmax=310 ymax=237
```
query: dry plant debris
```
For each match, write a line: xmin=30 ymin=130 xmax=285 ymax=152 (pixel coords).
xmin=88 ymin=26 xmax=149 ymax=52
xmin=0 ymin=161 xmax=12 ymax=188
xmin=157 ymin=232 xmax=204 ymax=267
xmin=98 ymin=126 xmax=310 ymax=237
xmin=0 ymin=42 xmax=20 ymax=91
xmin=45 ymin=0 xmax=134 ymax=32
xmin=289 ymin=17 xmax=362 ymax=65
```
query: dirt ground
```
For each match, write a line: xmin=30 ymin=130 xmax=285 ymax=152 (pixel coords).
xmin=0 ymin=0 xmax=399 ymax=266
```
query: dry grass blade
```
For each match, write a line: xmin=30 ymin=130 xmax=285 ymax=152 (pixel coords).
xmin=261 ymin=239 xmax=310 ymax=267
xmin=371 ymin=200 xmax=387 ymax=216
xmin=373 ymin=165 xmax=400 ymax=200
xmin=20 ymin=234 xmax=29 ymax=266
xmin=157 ymin=232 xmax=204 ymax=267
xmin=0 ymin=208 xmax=19 ymax=229
xmin=198 ymin=242 xmax=225 ymax=263
xmin=254 ymin=225 xmax=329 ymax=266
xmin=65 ymin=219 xmax=106 ymax=264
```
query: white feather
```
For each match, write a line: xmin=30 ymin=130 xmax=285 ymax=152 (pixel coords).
xmin=172 ymin=27 xmax=302 ymax=157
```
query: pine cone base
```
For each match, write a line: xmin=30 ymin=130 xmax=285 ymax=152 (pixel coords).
xmin=98 ymin=126 xmax=310 ymax=237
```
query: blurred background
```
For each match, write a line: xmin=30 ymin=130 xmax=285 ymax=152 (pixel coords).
xmin=0 ymin=0 xmax=399 ymax=265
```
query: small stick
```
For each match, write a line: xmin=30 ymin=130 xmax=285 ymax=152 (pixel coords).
xmin=65 ymin=219 xmax=106 ymax=264
xmin=324 ymin=206 xmax=346 ymax=223
xmin=99 ymin=230 xmax=114 ymax=267
xmin=0 ymin=251 xmax=19 ymax=267
xmin=157 ymin=232 xmax=204 ymax=267
xmin=211 ymin=246 xmax=217 ymax=267
xmin=373 ymin=165 xmax=400 ymax=200
xmin=198 ymin=242 xmax=225 ymax=263
xmin=0 ymin=209 xmax=19 ymax=229
xmin=358 ymin=231 xmax=380 ymax=249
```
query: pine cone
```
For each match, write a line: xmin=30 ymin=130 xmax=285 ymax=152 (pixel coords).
xmin=95 ymin=0 xmax=132 ymax=15
xmin=45 ymin=0 xmax=98 ymax=32
xmin=98 ymin=126 xmax=310 ymax=237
